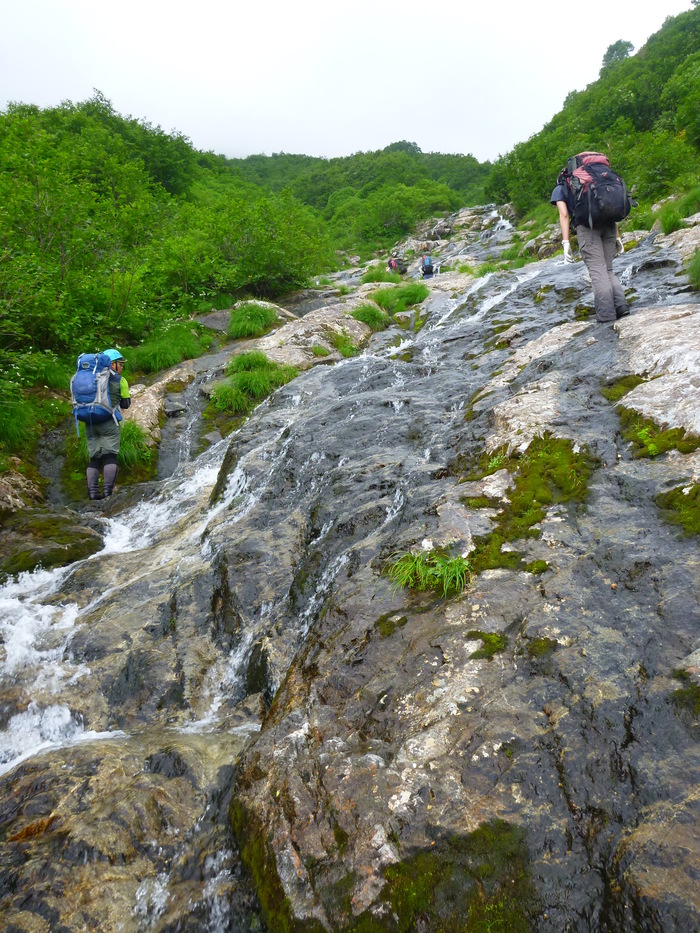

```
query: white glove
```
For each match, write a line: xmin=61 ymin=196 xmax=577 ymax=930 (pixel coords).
xmin=563 ymin=240 xmax=574 ymax=263
xmin=616 ymin=237 xmax=624 ymax=256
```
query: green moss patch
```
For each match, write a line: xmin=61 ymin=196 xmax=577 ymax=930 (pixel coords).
xmin=670 ymin=670 xmax=700 ymax=717
xmin=463 ymin=435 xmax=598 ymax=576
xmin=618 ymin=408 xmax=700 ymax=458
xmin=527 ymin=637 xmax=558 ymax=658
xmin=600 ymin=375 xmax=647 ymax=403
xmin=353 ymin=821 xmax=537 ymax=932
xmin=467 ymin=630 xmax=508 ymax=660
xmin=374 ymin=613 xmax=408 ymax=638
xmin=655 ymin=484 xmax=700 ymax=535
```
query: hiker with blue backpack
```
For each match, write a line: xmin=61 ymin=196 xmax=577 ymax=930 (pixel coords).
xmin=70 ymin=348 xmax=131 ymax=500
xmin=551 ymin=151 xmax=633 ymax=323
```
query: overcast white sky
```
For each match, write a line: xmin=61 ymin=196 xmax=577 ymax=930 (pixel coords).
xmin=1 ymin=1 xmax=694 ymax=163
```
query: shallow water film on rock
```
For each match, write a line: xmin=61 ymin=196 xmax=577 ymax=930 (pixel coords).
xmin=1 ymin=208 xmax=699 ymax=932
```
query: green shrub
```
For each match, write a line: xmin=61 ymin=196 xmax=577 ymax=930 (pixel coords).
xmin=227 ymin=302 xmax=278 ymax=339
xmin=688 ymin=249 xmax=700 ymax=290
xmin=127 ymin=323 xmax=213 ymax=374
xmin=351 ymin=303 xmax=391 ymax=331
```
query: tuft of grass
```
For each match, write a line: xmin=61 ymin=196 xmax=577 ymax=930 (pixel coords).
xmin=211 ymin=352 xmax=298 ymax=414
xmin=227 ymin=302 xmax=278 ymax=340
xmin=475 ymin=262 xmax=498 ymax=277
xmin=688 ymin=249 xmax=700 ymax=291
xmin=312 ymin=345 xmax=330 ymax=357
xmin=658 ymin=204 xmax=683 ymax=235
xmin=126 ymin=323 xmax=213 ymax=374
xmin=361 ymin=267 xmax=401 ymax=284
xmin=329 ymin=330 xmax=359 ymax=358
xmin=678 ymin=187 xmax=700 ymax=217
xmin=351 ymin=303 xmax=391 ymax=332
xmin=385 ymin=549 xmax=471 ymax=599
xmin=371 ymin=283 xmax=430 ymax=315
xmin=117 ymin=420 xmax=153 ymax=470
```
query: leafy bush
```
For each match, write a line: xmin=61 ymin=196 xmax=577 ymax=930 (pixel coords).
xmin=228 ymin=303 xmax=278 ymax=339
xmin=350 ymin=304 xmax=391 ymax=331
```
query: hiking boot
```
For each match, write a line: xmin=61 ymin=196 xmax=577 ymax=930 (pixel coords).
xmin=89 ymin=492 xmax=104 ymax=501
xmin=616 ymin=307 xmax=630 ymax=319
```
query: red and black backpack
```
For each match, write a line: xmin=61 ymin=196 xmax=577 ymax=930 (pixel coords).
xmin=560 ymin=152 xmax=633 ymax=229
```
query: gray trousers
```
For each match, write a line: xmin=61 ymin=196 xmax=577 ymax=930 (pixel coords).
xmin=576 ymin=224 xmax=628 ymax=322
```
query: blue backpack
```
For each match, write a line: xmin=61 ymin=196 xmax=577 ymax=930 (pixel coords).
xmin=70 ymin=353 xmax=121 ymax=435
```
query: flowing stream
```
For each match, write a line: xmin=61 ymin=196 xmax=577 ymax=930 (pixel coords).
xmin=1 ymin=215 xmax=698 ymax=932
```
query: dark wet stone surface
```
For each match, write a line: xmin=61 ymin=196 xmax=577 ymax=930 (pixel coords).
xmin=1 ymin=211 xmax=699 ymax=931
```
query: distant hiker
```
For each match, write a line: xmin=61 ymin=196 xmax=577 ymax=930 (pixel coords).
xmin=386 ymin=257 xmax=407 ymax=275
xmin=72 ymin=348 xmax=131 ymax=500
xmin=551 ymin=151 xmax=632 ymax=323
xmin=420 ymin=254 xmax=434 ymax=278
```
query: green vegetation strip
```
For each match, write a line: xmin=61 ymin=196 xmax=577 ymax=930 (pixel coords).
xmin=600 ymin=375 xmax=647 ymax=403
xmin=670 ymin=669 xmax=700 ymax=717
xmin=371 ymin=283 xmax=429 ymax=316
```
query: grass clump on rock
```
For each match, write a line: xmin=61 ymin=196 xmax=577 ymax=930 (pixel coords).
xmin=371 ymin=282 xmax=429 ymax=316
xmin=350 ymin=303 xmax=391 ymax=332
xmin=361 ymin=267 xmax=401 ymax=284
xmin=211 ymin=351 xmax=298 ymax=414
xmin=227 ymin=302 xmax=278 ymax=339
xmin=385 ymin=549 xmax=471 ymax=599
xmin=688 ymin=249 xmax=700 ymax=290
xmin=330 ymin=330 xmax=360 ymax=358
xmin=126 ymin=323 xmax=214 ymax=374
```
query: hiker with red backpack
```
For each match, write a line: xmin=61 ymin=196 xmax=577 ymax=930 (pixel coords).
xmin=70 ymin=348 xmax=131 ymax=500
xmin=551 ymin=151 xmax=633 ymax=323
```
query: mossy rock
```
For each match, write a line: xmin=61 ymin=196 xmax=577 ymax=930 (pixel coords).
xmin=0 ymin=507 xmax=103 ymax=579
xmin=374 ymin=613 xmax=408 ymax=638
xmin=618 ymin=408 xmax=700 ymax=458
xmin=670 ymin=670 xmax=700 ymax=719
xmin=527 ymin=636 xmax=558 ymax=658
xmin=467 ymin=630 xmax=508 ymax=660
xmin=352 ymin=820 xmax=537 ymax=932
xmin=655 ymin=484 xmax=700 ymax=535
xmin=600 ymin=374 xmax=647 ymax=403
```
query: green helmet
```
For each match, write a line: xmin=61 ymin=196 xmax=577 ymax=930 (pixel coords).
xmin=104 ymin=348 xmax=125 ymax=363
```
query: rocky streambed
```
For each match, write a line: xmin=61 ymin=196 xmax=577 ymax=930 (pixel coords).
xmin=0 ymin=206 xmax=698 ymax=932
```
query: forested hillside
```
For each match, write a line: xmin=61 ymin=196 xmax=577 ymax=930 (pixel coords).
xmin=1 ymin=5 xmax=699 ymax=471
xmin=485 ymin=5 xmax=700 ymax=213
